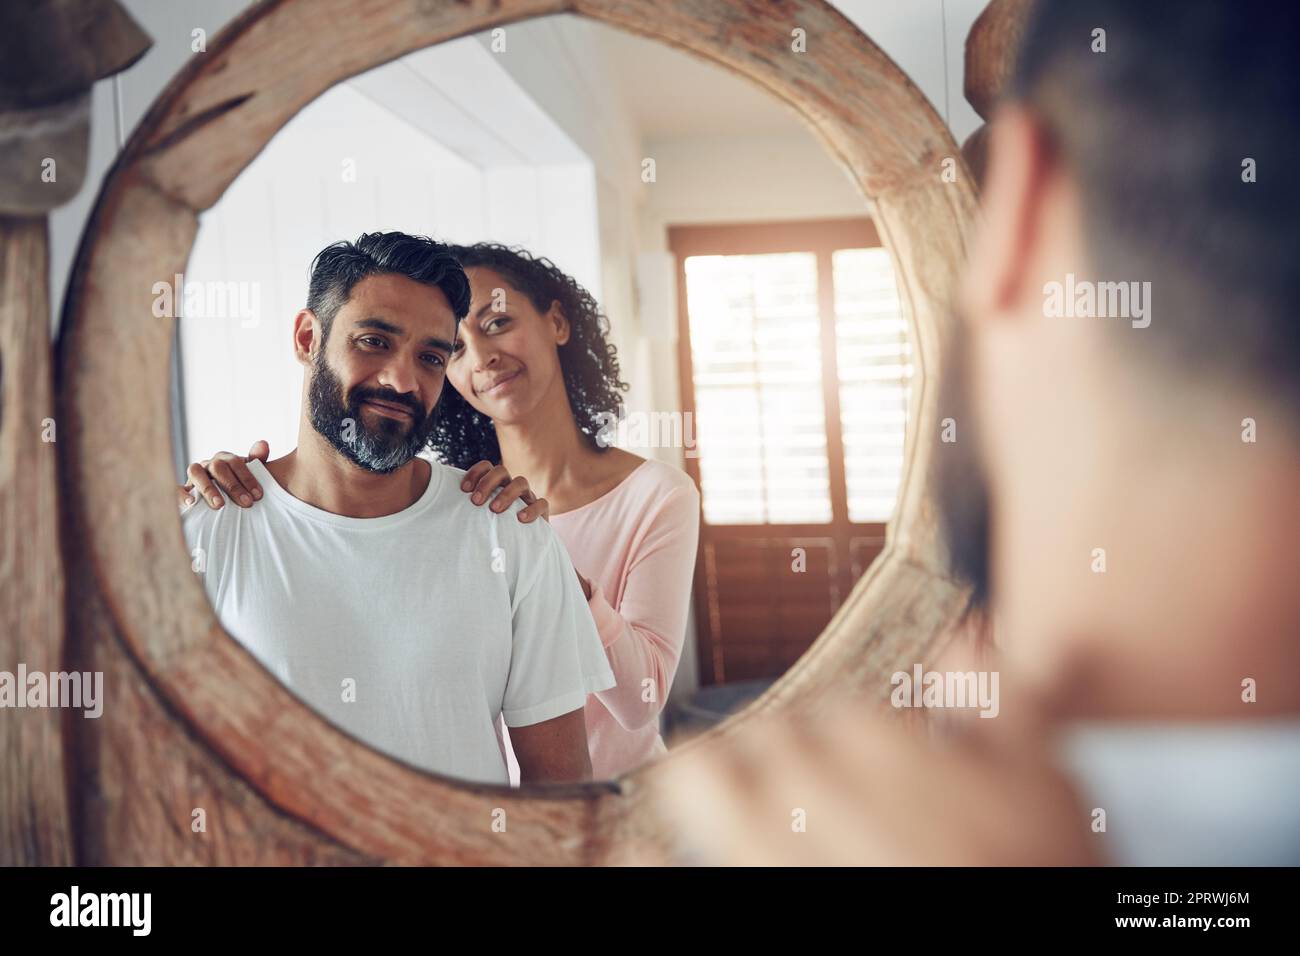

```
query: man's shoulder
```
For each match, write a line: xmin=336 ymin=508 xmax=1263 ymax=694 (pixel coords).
xmin=423 ymin=460 xmax=554 ymax=543
xmin=179 ymin=478 xmax=280 ymax=543
xmin=179 ymin=495 xmax=234 ymax=538
xmin=430 ymin=458 xmax=469 ymax=486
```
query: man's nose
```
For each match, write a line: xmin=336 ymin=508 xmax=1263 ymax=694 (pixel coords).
xmin=377 ymin=350 xmax=421 ymax=398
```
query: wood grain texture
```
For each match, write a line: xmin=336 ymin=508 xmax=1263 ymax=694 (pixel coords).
xmin=0 ymin=216 xmax=73 ymax=865
xmin=63 ymin=524 xmax=375 ymax=866
xmin=0 ymin=95 xmax=91 ymax=215
xmin=58 ymin=0 xmax=977 ymax=864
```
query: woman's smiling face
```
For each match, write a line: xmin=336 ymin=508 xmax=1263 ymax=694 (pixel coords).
xmin=446 ymin=266 xmax=571 ymax=425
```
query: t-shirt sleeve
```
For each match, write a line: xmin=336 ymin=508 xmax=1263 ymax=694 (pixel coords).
xmin=179 ymin=496 xmax=232 ymax=610
xmin=500 ymin=516 xmax=617 ymax=728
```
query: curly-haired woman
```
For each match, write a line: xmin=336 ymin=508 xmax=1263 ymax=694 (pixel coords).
xmin=179 ymin=242 xmax=701 ymax=780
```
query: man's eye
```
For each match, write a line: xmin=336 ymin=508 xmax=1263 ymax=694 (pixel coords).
xmin=358 ymin=335 xmax=386 ymax=348
xmin=422 ymin=353 xmax=446 ymax=368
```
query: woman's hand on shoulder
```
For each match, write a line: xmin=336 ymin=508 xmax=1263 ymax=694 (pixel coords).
xmin=459 ymin=460 xmax=548 ymax=523
xmin=177 ymin=440 xmax=270 ymax=512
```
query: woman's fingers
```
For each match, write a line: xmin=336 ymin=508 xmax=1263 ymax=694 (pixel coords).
xmin=469 ymin=464 xmax=512 ymax=505
xmin=489 ymin=475 xmax=533 ymax=513
xmin=487 ymin=475 xmax=551 ymax=524
xmin=208 ymin=454 xmax=262 ymax=507
xmin=460 ymin=460 xmax=495 ymax=496
xmin=187 ymin=462 xmax=224 ymax=510
xmin=185 ymin=448 xmax=266 ymax=510
xmin=517 ymin=491 xmax=549 ymax=523
xmin=459 ymin=461 xmax=546 ymax=521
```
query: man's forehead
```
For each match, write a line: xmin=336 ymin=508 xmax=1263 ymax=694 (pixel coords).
xmin=340 ymin=274 xmax=456 ymax=340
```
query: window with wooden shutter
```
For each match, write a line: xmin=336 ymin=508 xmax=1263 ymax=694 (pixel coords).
xmin=670 ymin=219 xmax=911 ymax=684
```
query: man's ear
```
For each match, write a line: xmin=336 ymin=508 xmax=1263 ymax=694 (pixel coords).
xmin=961 ymin=104 xmax=1058 ymax=326
xmin=292 ymin=308 xmax=321 ymax=365
xmin=549 ymin=300 xmax=571 ymax=346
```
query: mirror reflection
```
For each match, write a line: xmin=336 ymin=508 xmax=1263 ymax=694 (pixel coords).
xmin=172 ymin=14 xmax=911 ymax=786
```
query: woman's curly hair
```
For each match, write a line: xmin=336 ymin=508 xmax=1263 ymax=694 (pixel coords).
xmin=427 ymin=243 xmax=628 ymax=469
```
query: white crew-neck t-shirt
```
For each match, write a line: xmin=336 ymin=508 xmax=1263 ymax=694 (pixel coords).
xmin=180 ymin=456 xmax=615 ymax=786
xmin=1056 ymin=717 xmax=1300 ymax=865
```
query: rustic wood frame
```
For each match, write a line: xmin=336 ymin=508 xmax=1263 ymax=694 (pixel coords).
xmin=57 ymin=0 xmax=976 ymax=865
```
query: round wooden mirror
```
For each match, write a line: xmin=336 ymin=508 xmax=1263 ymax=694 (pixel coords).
xmin=60 ymin=0 xmax=975 ymax=865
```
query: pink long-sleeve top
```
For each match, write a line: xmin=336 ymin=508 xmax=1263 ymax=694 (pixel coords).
xmin=503 ymin=457 xmax=701 ymax=782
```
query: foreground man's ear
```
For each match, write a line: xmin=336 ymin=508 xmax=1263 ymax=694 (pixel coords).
xmin=960 ymin=105 xmax=1060 ymax=328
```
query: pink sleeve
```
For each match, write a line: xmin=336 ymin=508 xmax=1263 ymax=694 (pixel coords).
xmin=582 ymin=482 xmax=700 ymax=731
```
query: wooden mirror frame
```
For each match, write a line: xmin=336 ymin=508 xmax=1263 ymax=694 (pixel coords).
xmin=59 ymin=0 xmax=975 ymax=865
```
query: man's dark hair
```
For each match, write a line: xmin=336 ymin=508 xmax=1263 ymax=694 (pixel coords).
xmin=305 ymin=232 xmax=472 ymax=341
xmin=938 ymin=0 xmax=1299 ymax=614
xmin=936 ymin=315 xmax=992 ymax=614
xmin=427 ymin=243 xmax=628 ymax=469
xmin=1007 ymin=0 xmax=1299 ymax=412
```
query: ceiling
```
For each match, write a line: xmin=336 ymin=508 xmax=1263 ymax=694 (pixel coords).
xmin=582 ymin=18 xmax=810 ymax=141
xmin=577 ymin=1 xmax=988 ymax=145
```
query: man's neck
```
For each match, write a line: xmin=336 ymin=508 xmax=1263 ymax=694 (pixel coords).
xmin=1017 ymin=443 xmax=1300 ymax=724
xmin=266 ymin=428 xmax=430 ymax=518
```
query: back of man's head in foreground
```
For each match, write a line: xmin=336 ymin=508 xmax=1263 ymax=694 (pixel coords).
xmin=939 ymin=0 xmax=1299 ymax=715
